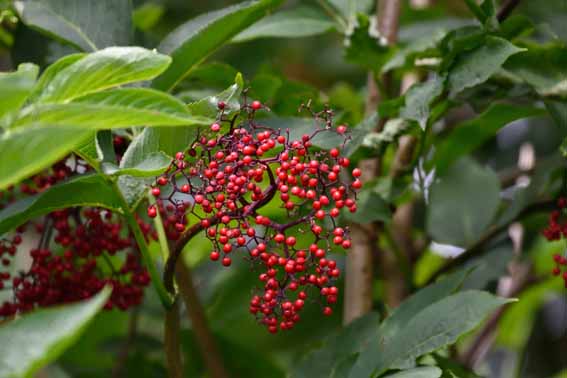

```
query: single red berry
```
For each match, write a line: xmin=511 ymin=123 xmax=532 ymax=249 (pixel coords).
xmin=147 ymin=206 xmax=157 ymax=218
xmin=251 ymin=101 xmax=262 ymax=111
xmin=151 ymin=187 xmax=161 ymax=197
xmin=217 ymin=101 xmax=226 ymax=110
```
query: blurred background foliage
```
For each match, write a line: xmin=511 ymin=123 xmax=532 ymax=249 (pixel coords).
xmin=1 ymin=0 xmax=567 ymax=377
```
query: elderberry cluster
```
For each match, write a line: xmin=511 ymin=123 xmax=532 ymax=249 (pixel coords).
xmin=543 ymin=197 xmax=567 ymax=285
xmin=0 ymin=150 xmax=154 ymax=318
xmin=148 ymin=100 xmax=360 ymax=333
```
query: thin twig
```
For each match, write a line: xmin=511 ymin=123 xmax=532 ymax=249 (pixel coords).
xmin=497 ymin=0 xmax=521 ymax=22
xmin=176 ymin=260 xmax=229 ymax=378
xmin=164 ymin=300 xmax=184 ymax=378
xmin=427 ymin=198 xmax=555 ymax=284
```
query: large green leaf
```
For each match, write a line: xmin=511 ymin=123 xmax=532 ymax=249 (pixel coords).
xmin=16 ymin=88 xmax=210 ymax=129
xmin=0 ymin=286 xmax=111 ymax=378
xmin=152 ymin=0 xmax=283 ymax=91
xmin=434 ymin=104 xmax=546 ymax=174
xmin=353 ymin=291 xmax=511 ymax=378
xmin=15 ymin=0 xmax=132 ymax=51
xmin=447 ymin=36 xmax=524 ymax=96
xmin=426 ymin=158 xmax=500 ymax=247
xmin=384 ymin=367 xmax=442 ymax=378
xmin=0 ymin=63 xmax=38 ymax=124
xmin=505 ymin=43 xmax=567 ymax=97
xmin=28 ymin=53 xmax=85 ymax=102
xmin=0 ymin=174 xmax=123 ymax=236
xmin=0 ymin=127 xmax=92 ymax=191
xmin=291 ymin=313 xmax=380 ymax=378
xmin=36 ymin=47 xmax=171 ymax=103
xmin=233 ymin=6 xmax=335 ymax=42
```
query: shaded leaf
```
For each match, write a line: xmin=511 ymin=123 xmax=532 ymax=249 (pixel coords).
xmin=102 ymin=152 xmax=171 ymax=177
xmin=0 ymin=286 xmax=111 ymax=378
xmin=152 ymin=0 xmax=283 ymax=91
xmin=385 ymin=367 xmax=443 ymax=378
xmin=344 ymin=14 xmax=393 ymax=71
xmin=383 ymin=29 xmax=447 ymax=73
xmin=0 ymin=174 xmax=123 ymax=235
xmin=427 ymin=158 xmax=500 ymax=247
xmin=400 ymin=75 xmax=445 ymax=130
xmin=187 ymin=73 xmax=244 ymax=118
xmin=434 ymin=103 xmax=545 ymax=174
xmin=343 ymin=189 xmax=391 ymax=224
xmin=16 ymin=0 xmax=132 ymax=51
xmin=448 ymin=36 xmax=524 ymax=96
xmin=233 ymin=6 xmax=334 ymax=42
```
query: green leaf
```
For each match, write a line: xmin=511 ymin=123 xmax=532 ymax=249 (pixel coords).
xmin=400 ymin=75 xmax=445 ymax=130
xmin=344 ymin=14 xmax=393 ymax=71
xmin=291 ymin=312 xmax=380 ymax=378
xmin=362 ymin=118 xmax=412 ymax=151
xmin=28 ymin=53 xmax=85 ymax=102
xmin=372 ymin=291 xmax=512 ymax=377
xmin=36 ymin=47 xmax=171 ymax=103
xmin=343 ymin=113 xmax=378 ymax=157
xmin=0 ymin=174 xmax=123 ymax=235
xmin=328 ymin=0 xmax=373 ymax=20
xmin=187 ymin=73 xmax=244 ymax=118
xmin=152 ymin=0 xmax=283 ymax=91
xmin=233 ymin=6 xmax=334 ymax=42
xmin=382 ymin=29 xmax=447 ymax=73
xmin=15 ymin=0 xmax=132 ymax=51
xmin=17 ymin=88 xmax=210 ymax=129
xmin=262 ymin=116 xmax=344 ymax=149
xmin=380 ymin=269 xmax=472 ymax=344
xmin=102 ymin=152 xmax=171 ymax=177
xmin=343 ymin=189 xmax=391 ymax=224
xmin=447 ymin=36 xmax=524 ymax=96
xmin=330 ymin=354 xmax=360 ymax=378
xmin=133 ymin=3 xmax=165 ymax=31
xmin=0 ymin=127 xmax=92 ymax=191
xmin=0 ymin=286 xmax=111 ymax=378
xmin=504 ymin=43 xmax=567 ymax=97
xmin=0 ymin=63 xmax=38 ymax=124
xmin=434 ymin=103 xmax=546 ymax=174
xmin=385 ymin=367 xmax=443 ymax=378
xmin=427 ymin=158 xmax=500 ymax=247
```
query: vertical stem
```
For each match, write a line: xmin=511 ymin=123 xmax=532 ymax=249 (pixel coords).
xmin=343 ymin=0 xmax=402 ymax=325
xmin=176 ymin=260 xmax=230 ymax=378
xmin=164 ymin=300 xmax=184 ymax=378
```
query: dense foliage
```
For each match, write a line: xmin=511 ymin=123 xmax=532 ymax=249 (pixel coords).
xmin=0 ymin=0 xmax=566 ymax=377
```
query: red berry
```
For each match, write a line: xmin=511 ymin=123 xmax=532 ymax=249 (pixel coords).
xmin=251 ymin=101 xmax=262 ymax=110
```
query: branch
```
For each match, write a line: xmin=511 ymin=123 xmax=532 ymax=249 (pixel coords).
xmin=164 ymin=300 xmax=184 ymax=378
xmin=176 ymin=260 xmax=229 ymax=378
xmin=427 ymin=198 xmax=555 ymax=284
xmin=497 ymin=0 xmax=521 ymax=22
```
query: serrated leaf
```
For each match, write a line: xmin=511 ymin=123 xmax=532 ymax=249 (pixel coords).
xmin=36 ymin=47 xmax=171 ymax=103
xmin=0 ymin=286 xmax=111 ymax=378
xmin=385 ymin=367 xmax=443 ymax=378
xmin=15 ymin=0 xmax=132 ymax=51
xmin=362 ymin=291 xmax=512 ymax=377
xmin=434 ymin=103 xmax=545 ymax=174
xmin=152 ymin=0 xmax=283 ymax=91
xmin=102 ymin=152 xmax=171 ymax=177
xmin=344 ymin=13 xmax=393 ymax=71
xmin=427 ymin=158 xmax=500 ymax=248
xmin=233 ymin=6 xmax=334 ymax=42
xmin=0 ymin=174 xmax=123 ymax=235
xmin=400 ymin=75 xmax=445 ymax=130
xmin=505 ymin=43 xmax=567 ymax=97
xmin=17 ymin=88 xmax=210 ymax=130
xmin=0 ymin=63 xmax=38 ymax=124
xmin=0 ymin=127 xmax=92 ymax=190
xmin=291 ymin=313 xmax=380 ymax=378
xmin=447 ymin=36 xmax=524 ymax=96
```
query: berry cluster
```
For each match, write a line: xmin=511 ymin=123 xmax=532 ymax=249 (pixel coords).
xmin=0 ymin=150 xmax=154 ymax=318
xmin=543 ymin=197 xmax=567 ymax=286
xmin=148 ymin=100 xmax=360 ymax=333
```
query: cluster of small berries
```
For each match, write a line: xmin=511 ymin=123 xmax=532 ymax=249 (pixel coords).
xmin=148 ymin=100 xmax=360 ymax=333
xmin=543 ymin=198 xmax=567 ymax=286
xmin=0 ymin=150 xmax=153 ymax=317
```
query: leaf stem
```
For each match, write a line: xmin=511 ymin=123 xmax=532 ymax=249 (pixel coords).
xmin=463 ymin=0 xmax=487 ymax=23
